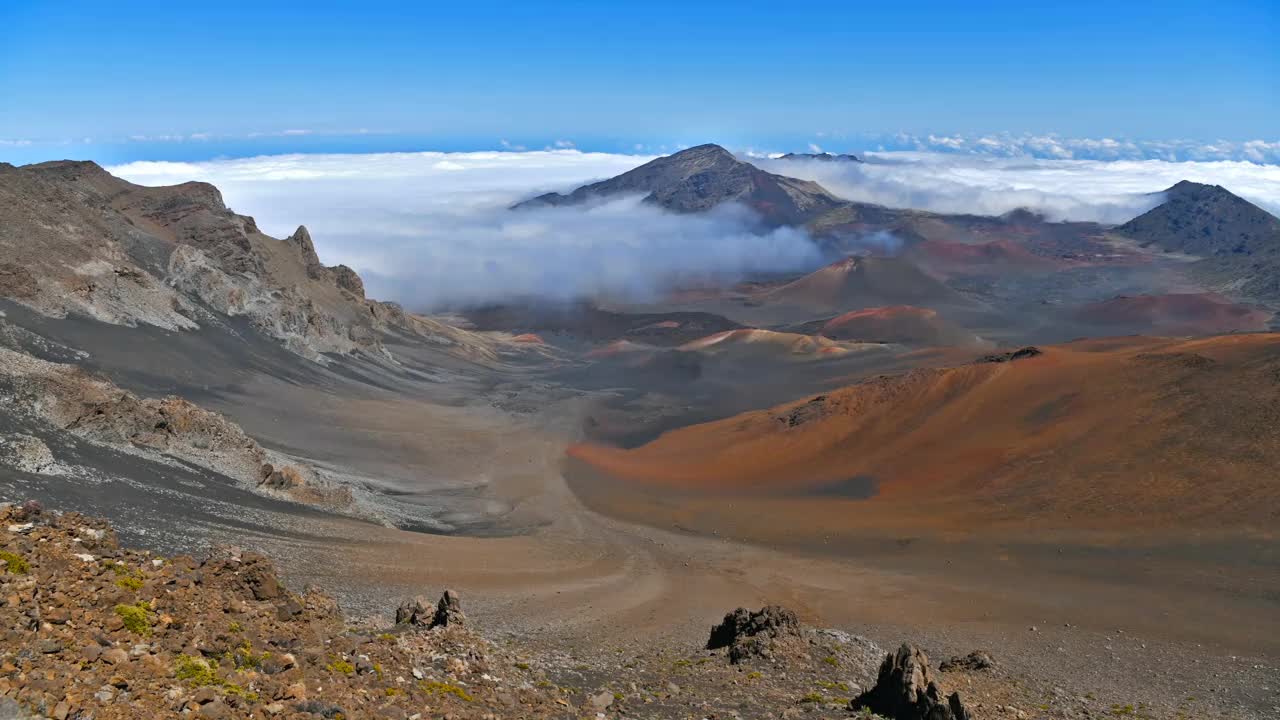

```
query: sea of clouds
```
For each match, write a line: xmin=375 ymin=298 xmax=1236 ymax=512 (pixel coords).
xmin=111 ymin=148 xmax=1280 ymax=310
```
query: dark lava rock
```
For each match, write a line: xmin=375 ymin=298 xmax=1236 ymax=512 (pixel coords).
xmin=850 ymin=644 xmax=972 ymax=720
xmin=940 ymin=650 xmax=995 ymax=672
xmin=241 ymin=554 xmax=283 ymax=600
xmin=394 ymin=597 xmax=432 ymax=627
xmin=706 ymin=605 xmax=800 ymax=663
xmin=979 ymin=346 xmax=1042 ymax=363
xmin=431 ymin=589 xmax=464 ymax=628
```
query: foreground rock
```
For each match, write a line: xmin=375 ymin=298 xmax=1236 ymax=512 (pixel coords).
xmin=0 ymin=502 xmax=575 ymax=720
xmin=706 ymin=605 xmax=802 ymax=663
xmin=851 ymin=644 xmax=973 ymax=720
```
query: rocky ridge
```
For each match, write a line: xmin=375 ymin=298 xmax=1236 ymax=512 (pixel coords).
xmin=0 ymin=345 xmax=344 ymax=506
xmin=0 ymin=161 xmax=517 ymax=363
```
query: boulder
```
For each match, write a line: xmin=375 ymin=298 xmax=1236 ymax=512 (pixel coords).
xmin=940 ymin=650 xmax=995 ymax=672
xmin=849 ymin=644 xmax=972 ymax=720
xmin=431 ymin=589 xmax=464 ymax=628
xmin=395 ymin=590 xmax=465 ymax=629
xmin=706 ymin=605 xmax=800 ymax=663
xmin=394 ymin=597 xmax=432 ymax=627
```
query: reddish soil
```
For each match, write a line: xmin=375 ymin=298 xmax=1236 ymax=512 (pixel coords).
xmin=1074 ymin=293 xmax=1272 ymax=335
xmin=568 ymin=333 xmax=1280 ymax=537
xmin=817 ymin=305 xmax=981 ymax=346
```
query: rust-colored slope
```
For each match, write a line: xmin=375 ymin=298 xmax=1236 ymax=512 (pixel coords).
xmin=763 ymin=256 xmax=964 ymax=310
xmin=1075 ymin=293 xmax=1272 ymax=335
xmin=817 ymin=305 xmax=983 ymax=346
xmin=568 ymin=334 xmax=1280 ymax=533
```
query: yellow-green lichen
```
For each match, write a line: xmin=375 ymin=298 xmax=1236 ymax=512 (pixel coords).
xmin=114 ymin=602 xmax=154 ymax=636
xmin=0 ymin=551 xmax=29 ymax=575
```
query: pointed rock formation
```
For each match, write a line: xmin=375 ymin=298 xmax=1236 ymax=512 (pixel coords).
xmin=850 ymin=644 xmax=973 ymax=720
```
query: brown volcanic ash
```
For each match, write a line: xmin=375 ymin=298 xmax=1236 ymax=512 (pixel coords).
xmin=568 ymin=333 xmax=1280 ymax=534
xmin=1075 ymin=293 xmax=1273 ymax=335
xmin=804 ymin=305 xmax=983 ymax=346
xmin=762 ymin=255 xmax=966 ymax=310
xmin=905 ymin=238 xmax=1056 ymax=276
xmin=513 ymin=144 xmax=844 ymax=226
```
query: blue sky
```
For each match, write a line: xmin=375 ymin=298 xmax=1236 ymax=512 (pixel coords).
xmin=2 ymin=0 xmax=1276 ymax=164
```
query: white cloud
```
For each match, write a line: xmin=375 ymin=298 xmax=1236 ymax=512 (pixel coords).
xmin=553 ymin=139 xmax=575 ymax=148
xmin=881 ymin=132 xmax=1280 ymax=164
xmin=106 ymin=147 xmax=1280 ymax=309
xmin=762 ymin=151 xmax=1280 ymax=222
xmin=807 ymin=142 xmax=823 ymax=153
xmin=109 ymin=150 xmax=824 ymax=310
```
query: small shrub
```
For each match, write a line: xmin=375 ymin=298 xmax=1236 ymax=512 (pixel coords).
xmin=800 ymin=691 xmax=825 ymax=704
xmin=228 ymin=622 xmax=243 ymax=633
xmin=514 ymin=662 xmax=530 ymax=670
xmin=822 ymin=655 xmax=840 ymax=667
xmin=223 ymin=684 xmax=259 ymax=702
xmin=326 ymin=659 xmax=355 ymax=675
xmin=377 ymin=633 xmax=395 ymax=641
xmin=818 ymin=680 xmax=849 ymax=692
xmin=114 ymin=602 xmax=153 ymax=636
xmin=0 ymin=551 xmax=29 ymax=575
xmin=419 ymin=680 xmax=473 ymax=702
xmin=384 ymin=687 xmax=404 ymax=697
xmin=115 ymin=575 xmax=143 ymax=591
xmin=746 ymin=671 xmax=762 ymax=680
xmin=175 ymin=655 xmax=221 ymax=686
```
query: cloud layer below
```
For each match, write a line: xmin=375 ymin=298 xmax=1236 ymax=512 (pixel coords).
xmin=817 ymin=133 xmax=1280 ymax=164
xmin=761 ymin=152 xmax=1280 ymax=222
xmin=110 ymin=149 xmax=1280 ymax=309
xmin=110 ymin=151 xmax=822 ymax=309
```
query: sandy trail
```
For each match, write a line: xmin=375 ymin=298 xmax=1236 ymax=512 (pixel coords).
xmin=234 ymin=405 xmax=1276 ymax=716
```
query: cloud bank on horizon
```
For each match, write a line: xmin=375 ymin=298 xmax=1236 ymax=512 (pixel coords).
xmin=110 ymin=148 xmax=1280 ymax=309
xmin=852 ymin=133 xmax=1280 ymax=164
xmin=760 ymin=151 xmax=1280 ymax=223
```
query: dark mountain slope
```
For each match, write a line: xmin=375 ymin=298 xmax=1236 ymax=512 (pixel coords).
xmin=1117 ymin=180 xmax=1280 ymax=257
xmin=513 ymin=144 xmax=845 ymax=226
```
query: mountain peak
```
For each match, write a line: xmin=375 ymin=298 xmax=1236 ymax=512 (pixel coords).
xmin=1164 ymin=179 xmax=1231 ymax=198
xmin=1119 ymin=180 xmax=1279 ymax=257
xmin=512 ymin=142 xmax=843 ymax=226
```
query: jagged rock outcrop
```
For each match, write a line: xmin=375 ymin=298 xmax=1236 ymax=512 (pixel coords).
xmin=330 ymin=265 xmax=365 ymax=298
xmin=940 ymin=650 xmax=995 ymax=672
xmin=431 ymin=589 xmax=465 ymax=628
xmin=850 ymin=644 xmax=973 ymax=720
xmin=706 ymin=605 xmax=801 ymax=663
xmin=395 ymin=590 xmax=465 ymax=629
xmin=0 ymin=160 xmax=518 ymax=363
xmin=978 ymin=346 xmax=1042 ymax=363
